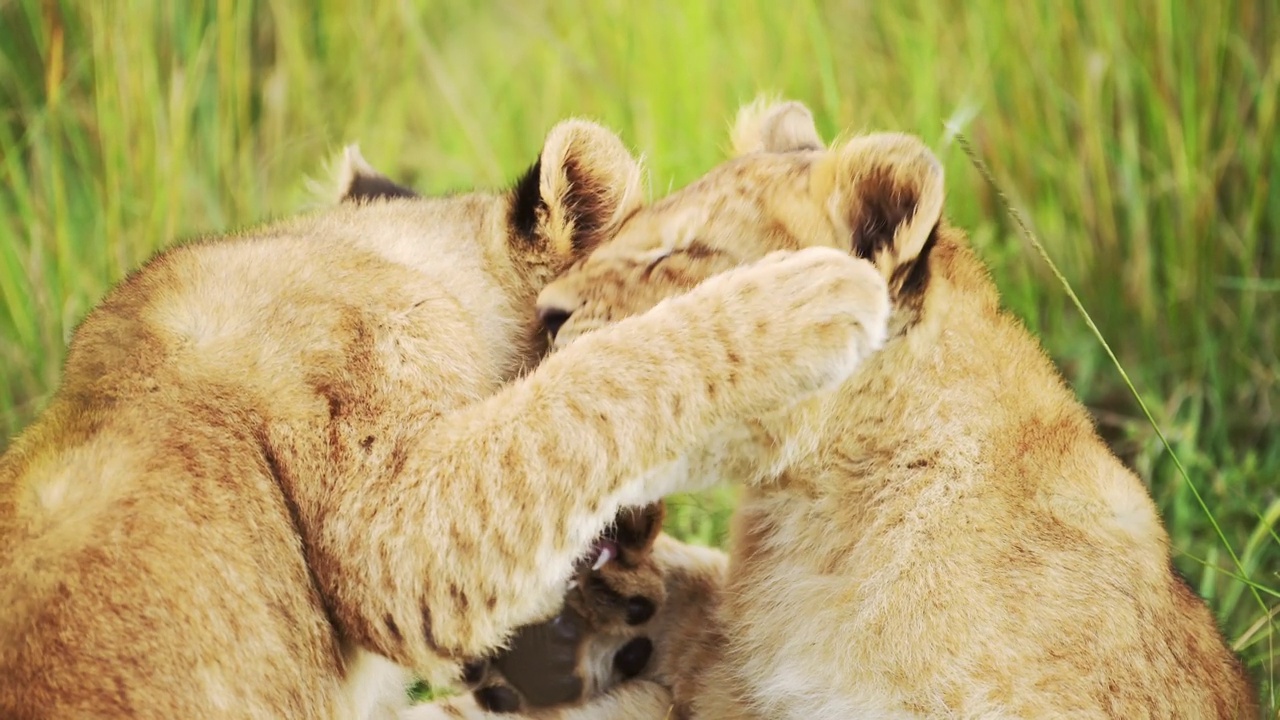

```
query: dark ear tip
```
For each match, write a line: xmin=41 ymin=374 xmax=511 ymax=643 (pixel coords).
xmin=342 ymin=173 xmax=420 ymax=204
xmin=509 ymin=158 xmax=545 ymax=239
xmin=337 ymin=146 xmax=420 ymax=204
xmin=511 ymin=120 xmax=642 ymax=255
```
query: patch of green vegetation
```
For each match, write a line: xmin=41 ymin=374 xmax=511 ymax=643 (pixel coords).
xmin=2 ymin=0 xmax=1275 ymax=707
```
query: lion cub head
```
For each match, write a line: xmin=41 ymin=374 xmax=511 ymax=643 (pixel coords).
xmin=535 ymin=100 xmax=944 ymax=346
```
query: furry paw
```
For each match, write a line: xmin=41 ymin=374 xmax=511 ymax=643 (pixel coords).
xmin=463 ymin=503 xmax=667 ymax=713
xmin=738 ymin=246 xmax=890 ymax=395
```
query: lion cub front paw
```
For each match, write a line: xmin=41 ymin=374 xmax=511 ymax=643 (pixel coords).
xmin=463 ymin=503 xmax=668 ymax=713
xmin=712 ymin=247 xmax=890 ymax=407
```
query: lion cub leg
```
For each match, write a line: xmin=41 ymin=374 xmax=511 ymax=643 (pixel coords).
xmin=314 ymin=248 xmax=889 ymax=682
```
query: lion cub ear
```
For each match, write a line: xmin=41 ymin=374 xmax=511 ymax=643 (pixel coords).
xmin=337 ymin=145 xmax=421 ymax=203
xmin=731 ymin=98 xmax=825 ymax=155
xmin=510 ymin=120 xmax=644 ymax=257
xmin=813 ymin=133 xmax=945 ymax=297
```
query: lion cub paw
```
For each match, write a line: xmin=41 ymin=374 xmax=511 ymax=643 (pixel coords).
xmin=462 ymin=503 xmax=668 ymax=713
xmin=710 ymin=247 xmax=890 ymax=404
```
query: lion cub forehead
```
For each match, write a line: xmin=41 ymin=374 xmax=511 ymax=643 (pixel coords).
xmin=629 ymin=153 xmax=820 ymax=241
xmin=592 ymin=199 xmax=708 ymax=259
xmin=652 ymin=205 xmax=711 ymax=253
xmin=647 ymin=154 xmax=823 ymax=241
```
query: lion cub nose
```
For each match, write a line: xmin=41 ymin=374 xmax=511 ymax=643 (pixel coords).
xmin=535 ymin=284 xmax=579 ymax=340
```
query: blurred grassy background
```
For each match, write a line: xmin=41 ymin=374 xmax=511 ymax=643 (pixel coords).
xmin=1 ymin=0 xmax=1277 ymax=707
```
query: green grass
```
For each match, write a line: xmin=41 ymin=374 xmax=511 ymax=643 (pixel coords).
xmin=1 ymin=0 xmax=1277 ymax=710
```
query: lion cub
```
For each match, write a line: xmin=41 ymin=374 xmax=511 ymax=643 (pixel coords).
xmin=460 ymin=101 xmax=1256 ymax=718
xmin=0 ymin=118 xmax=889 ymax=719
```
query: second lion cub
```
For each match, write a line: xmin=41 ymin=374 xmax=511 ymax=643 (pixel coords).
xmin=441 ymin=101 xmax=1257 ymax=718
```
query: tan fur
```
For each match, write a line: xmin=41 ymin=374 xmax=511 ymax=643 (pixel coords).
xmin=0 ymin=116 xmax=889 ymax=719
xmin=514 ymin=102 xmax=1257 ymax=718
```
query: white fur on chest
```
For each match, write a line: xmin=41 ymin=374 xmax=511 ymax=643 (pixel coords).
xmin=725 ymin=498 xmax=915 ymax=720
xmin=731 ymin=567 xmax=908 ymax=719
